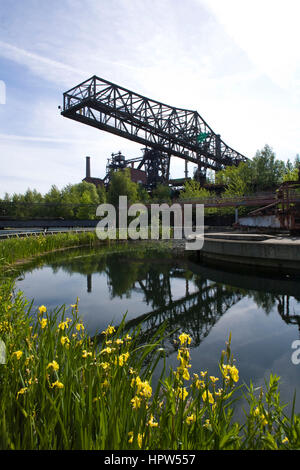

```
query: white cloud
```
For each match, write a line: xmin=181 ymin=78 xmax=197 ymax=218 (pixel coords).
xmin=200 ymin=0 xmax=300 ymax=92
xmin=0 ymin=40 xmax=86 ymax=87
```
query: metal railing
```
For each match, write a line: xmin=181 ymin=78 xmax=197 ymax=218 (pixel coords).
xmin=0 ymin=227 xmax=95 ymax=240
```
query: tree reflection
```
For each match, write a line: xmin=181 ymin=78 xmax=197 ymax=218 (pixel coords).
xmin=16 ymin=245 xmax=300 ymax=353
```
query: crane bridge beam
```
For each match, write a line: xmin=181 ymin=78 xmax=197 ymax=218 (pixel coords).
xmin=61 ymin=75 xmax=247 ymax=173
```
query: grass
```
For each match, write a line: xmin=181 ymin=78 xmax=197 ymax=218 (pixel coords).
xmin=0 ymin=278 xmax=300 ymax=450
xmin=0 ymin=231 xmax=101 ymax=268
xmin=0 ymin=228 xmax=175 ymax=270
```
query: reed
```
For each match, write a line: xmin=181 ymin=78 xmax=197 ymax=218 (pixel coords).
xmin=0 ymin=232 xmax=100 ymax=268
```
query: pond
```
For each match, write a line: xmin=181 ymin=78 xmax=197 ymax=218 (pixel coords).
xmin=15 ymin=242 xmax=300 ymax=416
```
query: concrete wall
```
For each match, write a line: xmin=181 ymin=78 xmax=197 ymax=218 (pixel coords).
xmin=198 ymin=236 xmax=300 ymax=270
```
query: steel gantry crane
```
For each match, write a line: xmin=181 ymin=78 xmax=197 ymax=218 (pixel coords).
xmin=61 ymin=75 xmax=247 ymax=187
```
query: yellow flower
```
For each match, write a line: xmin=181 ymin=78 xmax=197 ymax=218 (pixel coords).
xmin=210 ymin=376 xmax=219 ymax=384
xmin=75 ymin=323 xmax=84 ymax=332
xmin=17 ymin=387 xmax=28 ymax=399
xmin=47 ymin=360 xmax=59 ymax=371
xmin=115 ymin=339 xmax=123 ymax=345
xmin=128 ymin=431 xmax=134 ymax=444
xmin=200 ymin=371 xmax=207 ymax=378
xmin=102 ymin=325 xmax=116 ymax=336
xmin=131 ymin=395 xmax=142 ymax=409
xmin=182 ymin=367 xmax=190 ymax=381
xmin=177 ymin=348 xmax=190 ymax=366
xmin=82 ymin=350 xmax=92 ymax=358
xmin=176 ymin=387 xmax=188 ymax=401
xmin=203 ymin=419 xmax=211 ymax=429
xmin=140 ymin=381 xmax=152 ymax=398
xmin=57 ymin=318 xmax=72 ymax=331
xmin=100 ymin=362 xmax=110 ymax=370
xmin=58 ymin=321 xmax=68 ymax=331
xmin=222 ymin=364 xmax=239 ymax=383
xmin=51 ymin=380 xmax=64 ymax=389
xmin=202 ymin=390 xmax=214 ymax=404
xmin=282 ymin=437 xmax=289 ymax=444
xmin=179 ymin=333 xmax=192 ymax=346
xmin=148 ymin=414 xmax=158 ymax=428
xmin=261 ymin=414 xmax=268 ymax=427
xmin=131 ymin=376 xmax=152 ymax=398
xmin=195 ymin=379 xmax=205 ymax=389
xmin=38 ymin=305 xmax=47 ymax=314
xmin=117 ymin=352 xmax=130 ymax=367
xmin=137 ymin=433 xmax=144 ymax=449
xmin=230 ymin=365 xmax=239 ymax=383
xmin=100 ymin=347 xmax=113 ymax=355
xmin=12 ymin=350 xmax=23 ymax=360
xmin=60 ymin=336 xmax=70 ymax=348
xmin=40 ymin=318 xmax=48 ymax=329
xmin=186 ymin=414 xmax=196 ymax=425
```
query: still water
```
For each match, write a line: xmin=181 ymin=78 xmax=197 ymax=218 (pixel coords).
xmin=16 ymin=244 xmax=300 ymax=414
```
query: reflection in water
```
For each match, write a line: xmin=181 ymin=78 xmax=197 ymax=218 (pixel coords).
xmin=18 ymin=247 xmax=300 ymax=356
xmin=71 ymin=255 xmax=300 ymax=357
xmin=87 ymin=274 xmax=92 ymax=293
xmin=15 ymin=245 xmax=300 ymax=416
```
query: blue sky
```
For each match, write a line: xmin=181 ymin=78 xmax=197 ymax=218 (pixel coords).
xmin=0 ymin=0 xmax=299 ymax=196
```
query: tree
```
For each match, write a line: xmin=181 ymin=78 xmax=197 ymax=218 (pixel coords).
xmin=137 ymin=184 xmax=150 ymax=203
xmin=216 ymin=162 xmax=252 ymax=196
xmin=96 ymin=184 xmax=107 ymax=204
xmin=250 ymin=144 xmax=285 ymax=190
xmin=151 ymin=184 xmax=172 ymax=202
xmin=179 ymin=179 xmax=211 ymax=200
xmin=107 ymin=169 xmax=138 ymax=207
xmin=76 ymin=190 xmax=96 ymax=219
xmin=44 ymin=185 xmax=63 ymax=218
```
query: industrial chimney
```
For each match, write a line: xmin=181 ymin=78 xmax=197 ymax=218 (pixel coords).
xmin=86 ymin=156 xmax=91 ymax=178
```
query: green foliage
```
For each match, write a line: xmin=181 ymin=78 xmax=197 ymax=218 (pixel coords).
xmin=216 ymin=162 xmax=253 ymax=196
xmin=1 ymin=182 xmax=104 ymax=220
xmin=1 ymin=146 xmax=299 ymax=223
xmin=137 ymin=184 xmax=150 ymax=203
xmin=179 ymin=179 xmax=211 ymax=200
xmin=107 ymin=169 xmax=138 ymax=206
xmin=179 ymin=180 xmax=217 ymax=216
xmin=216 ymin=145 xmax=300 ymax=197
xmin=151 ymin=184 xmax=172 ymax=203
xmin=250 ymin=144 xmax=286 ymax=191
xmin=283 ymin=168 xmax=299 ymax=182
xmin=0 ymin=232 xmax=101 ymax=268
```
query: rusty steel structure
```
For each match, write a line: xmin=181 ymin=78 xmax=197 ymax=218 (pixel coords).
xmin=61 ymin=75 xmax=247 ymax=186
xmin=276 ymin=181 xmax=300 ymax=232
xmin=237 ymin=179 xmax=300 ymax=233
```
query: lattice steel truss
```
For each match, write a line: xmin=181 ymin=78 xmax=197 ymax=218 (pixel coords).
xmin=61 ymin=75 xmax=247 ymax=178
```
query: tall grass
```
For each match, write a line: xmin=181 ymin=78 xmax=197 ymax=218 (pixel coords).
xmin=0 ymin=279 xmax=299 ymax=450
xmin=0 ymin=229 xmax=175 ymax=270
xmin=0 ymin=232 xmax=101 ymax=268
